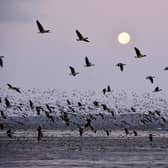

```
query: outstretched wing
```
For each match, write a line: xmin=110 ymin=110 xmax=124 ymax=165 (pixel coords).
xmin=134 ymin=47 xmax=141 ymax=56
xmin=76 ymin=30 xmax=83 ymax=39
xmin=36 ymin=20 xmax=44 ymax=32
xmin=69 ymin=66 xmax=75 ymax=74
xmin=7 ymin=83 xmax=12 ymax=89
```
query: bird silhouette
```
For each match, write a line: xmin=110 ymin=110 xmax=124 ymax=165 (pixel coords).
xmin=133 ymin=130 xmax=138 ymax=136
xmin=146 ymin=76 xmax=155 ymax=84
xmin=7 ymin=84 xmax=21 ymax=93
xmin=78 ymin=126 xmax=84 ymax=136
xmin=37 ymin=126 xmax=43 ymax=141
xmin=164 ymin=66 xmax=168 ymax=71
xmin=7 ymin=129 xmax=12 ymax=138
xmin=69 ymin=66 xmax=79 ymax=76
xmin=0 ymin=110 xmax=6 ymax=119
xmin=116 ymin=63 xmax=126 ymax=72
xmin=66 ymin=99 xmax=71 ymax=105
xmin=84 ymin=56 xmax=94 ymax=67
xmin=102 ymin=88 xmax=106 ymax=95
xmin=0 ymin=123 xmax=3 ymax=130
xmin=149 ymin=133 xmax=153 ymax=142
xmin=154 ymin=110 xmax=160 ymax=116
xmin=0 ymin=56 xmax=4 ymax=67
xmin=5 ymin=98 xmax=11 ymax=108
xmin=153 ymin=86 xmax=162 ymax=92
xmin=84 ymin=118 xmax=96 ymax=133
xmin=35 ymin=106 xmax=42 ymax=115
xmin=36 ymin=20 xmax=50 ymax=33
xmin=124 ymin=128 xmax=129 ymax=136
xmin=105 ymin=130 xmax=110 ymax=136
xmin=134 ymin=47 xmax=146 ymax=58
xmin=107 ymin=85 xmax=111 ymax=92
xmin=60 ymin=112 xmax=70 ymax=126
xmin=131 ymin=107 xmax=136 ymax=112
xmin=45 ymin=111 xmax=54 ymax=122
xmin=93 ymin=101 xmax=99 ymax=107
xmin=46 ymin=104 xmax=52 ymax=113
xmin=76 ymin=30 xmax=89 ymax=42
xmin=29 ymin=100 xmax=34 ymax=110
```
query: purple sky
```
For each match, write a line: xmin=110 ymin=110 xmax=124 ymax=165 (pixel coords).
xmin=1 ymin=0 xmax=168 ymax=92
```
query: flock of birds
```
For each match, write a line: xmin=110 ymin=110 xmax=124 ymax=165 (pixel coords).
xmin=0 ymin=20 xmax=168 ymax=144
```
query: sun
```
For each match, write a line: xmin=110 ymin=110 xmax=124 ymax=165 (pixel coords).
xmin=118 ymin=32 xmax=131 ymax=45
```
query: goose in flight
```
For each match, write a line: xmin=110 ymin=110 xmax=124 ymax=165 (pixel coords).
xmin=7 ymin=129 xmax=12 ymax=138
xmin=69 ymin=66 xmax=79 ymax=76
xmin=107 ymin=85 xmax=111 ymax=92
xmin=66 ymin=99 xmax=71 ymax=105
xmin=5 ymin=97 xmax=11 ymax=108
xmin=153 ymin=86 xmax=162 ymax=92
xmin=84 ymin=56 xmax=94 ymax=67
xmin=29 ymin=100 xmax=34 ymax=110
xmin=76 ymin=30 xmax=89 ymax=42
xmin=124 ymin=128 xmax=129 ymax=136
xmin=0 ymin=110 xmax=6 ymax=119
xmin=36 ymin=20 xmax=50 ymax=33
xmin=116 ymin=63 xmax=126 ymax=72
xmin=7 ymin=84 xmax=21 ymax=93
xmin=133 ymin=130 xmax=138 ymax=136
xmin=45 ymin=111 xmax=54 ymax=122
xmin=146 ymin=76 xmax=155 ymax=84
xmin=134 ymin=47 xmax=146 ymax=58
xmin=0 ymin=56 xmax=4 ymax=68
xmin=102 ymin=88 xmax=106 ymax=95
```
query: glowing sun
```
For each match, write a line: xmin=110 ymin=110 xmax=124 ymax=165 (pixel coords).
xmin=118 ymin=32 xmax=131 ymax=45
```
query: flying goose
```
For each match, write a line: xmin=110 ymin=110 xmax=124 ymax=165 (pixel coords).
xmin=107 ymin=85 xmax=111 ymax=92
xmin=76 ymin=30 xmax=89 ymax=42
xmin=36 ymin=20 xmax=50 ymax=33
xmin=0 ymin=56 xmax=4 ymax=67
xmin=7 ymin=129 xmax=12 ymax=138
xmin=153 ymin=86 xmax=162 ymax=92
xmin=146 ymin=76 xmax=155 ymax=84
xmin=69 ymin=66 xmax=79 ymax=76
xmin=7 ymin=84 xmax=21 ymax=93
xmin=134 ymin=47 xmax=146 ymax=58
xmin=102 ymin=88 xmax=106 ymax=95
xmin=116 ymin=63 xmax=126 ymax=72
xmin=5 ymin=98 xmax=11 ymax=108
xmin=84 ymin=56 xmax=94 ymax=67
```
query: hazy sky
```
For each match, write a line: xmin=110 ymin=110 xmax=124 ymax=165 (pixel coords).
xmin=1 ymin=0 xmax=168 ymax=92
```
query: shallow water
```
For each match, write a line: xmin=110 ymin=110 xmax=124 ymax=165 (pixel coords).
xmin=0 ymin=130 xmax=168 ymax=168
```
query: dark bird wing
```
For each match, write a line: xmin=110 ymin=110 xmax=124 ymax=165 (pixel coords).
xmin=14 ymin=87 xmax=21 ymax=93
xmin=120 ymin=65 xmax=124 ymax=71
xmin=7 ymin=83 xmax=12 ymax=89
xmin=0 ymin=58 xmax=3 ymax=67
xmin=76 ymin=30 xmax=83 ymax=39
xmin=107 ymin=85 xmax=111 ymax=92
xmin=69 ymin=66 xmax=75 ymax=74
xmin=134 ymin=47 xmax=141 ymax=56
xmin=85 ymin=56 xmax=90 ymax=66
xmin=150 ymin=77 xmax=154 ymax=83
xmin=36 ymin=20 xmax=44 ymax=32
